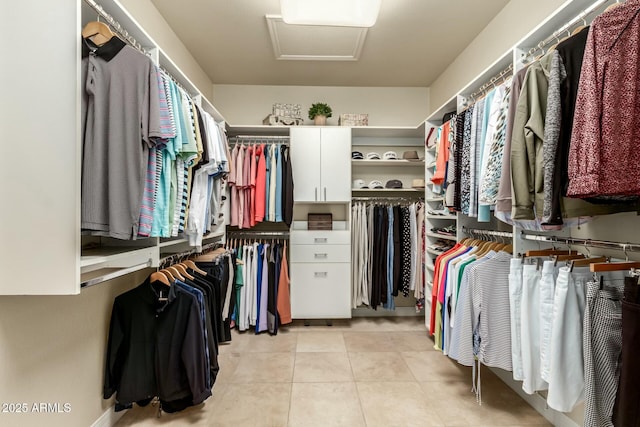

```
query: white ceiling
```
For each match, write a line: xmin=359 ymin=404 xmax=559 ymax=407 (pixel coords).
xmin=149 ymin=0 xmax=511 ymax=87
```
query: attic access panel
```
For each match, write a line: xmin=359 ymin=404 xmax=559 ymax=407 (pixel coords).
xmin=266 ymin=15 xmax=368 ymax=61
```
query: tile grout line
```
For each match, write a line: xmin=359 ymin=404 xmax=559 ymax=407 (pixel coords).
xmin=346 ymin=332 xmax=369 ymax=427
xmin=286 ymin=333 xmax=298 ymax=426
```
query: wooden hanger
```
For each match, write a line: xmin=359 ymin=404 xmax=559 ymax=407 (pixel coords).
xmin=150 ymin=271 xmax=171 ymax=286
xmin=590 ymin=261 xmax=640 ymax=272
xmin=173 ymin=264 xmax=194 ymax=280
xmin=501 ymin=244 xmax=513 ymax=255
xmin=160 ymin=269 xmax=176 ymax=282
xmin=553 ymin=253 xmax=585 ymax=266
xmin=525 ymin=249 xmax=572 ymax=257
xmin=604 ymin=0 xmax=622 ymax=13
xmin=183 ymin=260 xmax=207 ymax=275
xmin=166 ymin=266 xmax=185 ymax=281
xmin=570 ymin=256 xmax=607 ymax=271
xmin=81 ymin=21 xmax=115 ymax=46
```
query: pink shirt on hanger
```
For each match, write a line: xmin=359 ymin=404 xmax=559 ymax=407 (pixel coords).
xmin=236 ymin=145 xmax=245 ymax=229
xmin=229 ymin=144 xmax=240 ymax=227
xmin=249 ymin=144 xmax=258 ymax=227
xmin=242 ymin=146 xmax=253 ymax=229
xmin=254 ymin=144 xmax=267 ymax=223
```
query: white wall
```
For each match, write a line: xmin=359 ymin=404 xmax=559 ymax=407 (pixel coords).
xmin=118 ymin=0 xmax=214 ymax=100
xmin=213 ymin=84 xmax=429 ymax=127
xmin=0 ymin=271 xmax=148 ymax=427
xmin=428 ymin=0 xmax=568 ymax=114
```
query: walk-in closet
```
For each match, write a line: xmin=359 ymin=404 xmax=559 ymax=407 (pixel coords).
xmin=3 ymin=0 xmax=640 ymax=426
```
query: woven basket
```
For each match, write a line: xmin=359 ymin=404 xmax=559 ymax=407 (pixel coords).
xmin=339 ymin=113 xmax=369 ymax=126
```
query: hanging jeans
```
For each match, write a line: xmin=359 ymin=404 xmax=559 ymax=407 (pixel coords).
xmin=583 ymin=274 xmax=625 ymax=427
xmin=613 ymin=276 xmax=640 ymax=427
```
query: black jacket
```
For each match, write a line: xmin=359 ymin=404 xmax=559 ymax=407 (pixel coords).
xmin=104 ymin=278 xmax=211 ymax=408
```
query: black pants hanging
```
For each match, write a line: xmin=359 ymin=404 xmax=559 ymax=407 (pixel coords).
xmin=614 ymin=277 xmax=640 ymax=426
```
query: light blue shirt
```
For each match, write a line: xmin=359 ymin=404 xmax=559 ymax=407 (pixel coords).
xmin=264 ymin=145 xmax=271 ymax=219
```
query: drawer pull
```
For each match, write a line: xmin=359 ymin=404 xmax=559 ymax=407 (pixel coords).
xmin=314 ymin=272 xmax=328 ymax=278
xmin=314 ymin=253 xmax=328 ymax=259
xmin=314 ymin=238 xmax=328 ymax=243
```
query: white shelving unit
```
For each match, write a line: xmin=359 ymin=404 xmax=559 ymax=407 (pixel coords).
xmin=3 ymin=0 xmax=229 ymax=295
xmin=422 ymin=1 xmax=616 ymax=425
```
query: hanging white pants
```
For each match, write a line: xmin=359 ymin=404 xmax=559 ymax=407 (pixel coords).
xmin=546 ymin=266 xmax=591 ymax=412
xmin=508 ymin=258 xmax=524 ymax=381
xmin=521 ymin=264 xmax=548 ymax=394
xmin=539 ymin=260 xmax=559 ymax=383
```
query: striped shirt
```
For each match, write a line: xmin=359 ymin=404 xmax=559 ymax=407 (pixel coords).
xmin=471 ymin=250 xmax=513 ymax=371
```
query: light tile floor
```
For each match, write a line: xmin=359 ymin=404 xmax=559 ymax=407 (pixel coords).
xmin=115 ymin=317 xmax=551 ymax=427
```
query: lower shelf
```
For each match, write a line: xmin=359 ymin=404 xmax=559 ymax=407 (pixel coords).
xmin=426 ymin=232 xmax=457 ymax=241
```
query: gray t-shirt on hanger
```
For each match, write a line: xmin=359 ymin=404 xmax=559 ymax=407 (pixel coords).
xmin=81 ymin=37 xmax=161 ymax=239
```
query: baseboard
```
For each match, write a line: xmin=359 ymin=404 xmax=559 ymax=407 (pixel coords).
xmin=489 ymin=367 xmax=581 ymax=427
xmin=90 ymin=407 xmax=127 ymax=427
xmin=351 ymin=306 xmax=422 ymax=317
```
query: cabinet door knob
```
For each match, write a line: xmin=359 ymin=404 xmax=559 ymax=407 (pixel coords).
xmin=314 ymin=272 xmax=328 ymax=278
xmin=314 ymin=253 xmax=328 ymax=259
xmin=324 ymin=187 xmax=327 ymax=201
xmin=314 ymin=238 xmax=328 ymax=243
xmin=315 ymin=187 xmax=318 ymax=201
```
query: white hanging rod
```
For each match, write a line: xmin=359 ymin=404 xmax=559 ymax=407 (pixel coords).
xmin=227 ymin=231 xmax=290 ymax=237
xmin=81 ymin=259 xmax=153 ymax=289
xmin=467 ymin=64 xmax=514 ymax=101
xmin=464 ymin=0 xmax=613 ymax=104
xmin=463 ymin=227 xmax=513 ymax=239
xmin=352 ymin=197 xmax=423 ymax=202
xmin=83 ymin=0 xmax=194 ymax=97
xmin=520 ymin=232 xmax=640 ymax=253
xmin=83 ymin=0 xmax=146 ymax=53
xmin=230 ymin=136 xmax=290 ymax=141
xmin=524 ymin=0 xmax=613 ymax=60
xmin=159 ymin=241 xmax=224 ymax=268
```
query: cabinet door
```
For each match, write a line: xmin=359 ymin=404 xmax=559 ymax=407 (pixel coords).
xmin=290 ymin=263 xmax=351 ymax=319
xmin=290 ymin=128 xmax=321 ymax=202
xmin=319 ymin=128 xmax=351 ymax=202
xmin=0 ymin=0 xmax=80 ymax=294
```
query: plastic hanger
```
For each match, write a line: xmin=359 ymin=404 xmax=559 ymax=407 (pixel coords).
xmin=81 ymin=21 xmax=115 ymax=46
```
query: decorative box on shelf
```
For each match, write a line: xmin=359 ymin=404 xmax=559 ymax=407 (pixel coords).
xmin=339 ymin=113 xmax=368 ymax=126
xmin=308 ymin=213 xmax=333 ymax=230
xmin=263 ymin=103 xmax=304 ymax=126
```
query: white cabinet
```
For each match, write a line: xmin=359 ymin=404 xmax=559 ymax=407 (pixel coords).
xmin=1 ymin=0 xmax=81 ymax=295
xmin=290 ymin=263 xmax=351 ymax=319
xmin=289 ymin=229 xmax=351 ymax=319
xmin=290 ymin=127 xmax=351 ymax=202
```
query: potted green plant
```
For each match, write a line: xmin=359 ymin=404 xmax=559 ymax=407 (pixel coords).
xmin=308 ymin=102 xmax=332 ymax=125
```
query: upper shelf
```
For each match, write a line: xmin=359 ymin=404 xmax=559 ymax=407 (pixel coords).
xmin=352 ymin=159 xmax=425 ymax=167
xmin=227 ymin=124 xmax=426 ymax=139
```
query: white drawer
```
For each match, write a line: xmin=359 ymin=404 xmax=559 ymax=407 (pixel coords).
xmin=289 ymin=244 xmax=351 ymax=263
xmin=290 ymin=230 xmax=350 ymax=245
xmin=290 ymin=263 xmax=351 ymax=319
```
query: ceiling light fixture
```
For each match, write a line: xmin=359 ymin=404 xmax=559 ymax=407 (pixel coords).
xmin=280 ymin=0 xmax=382 ymax=28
